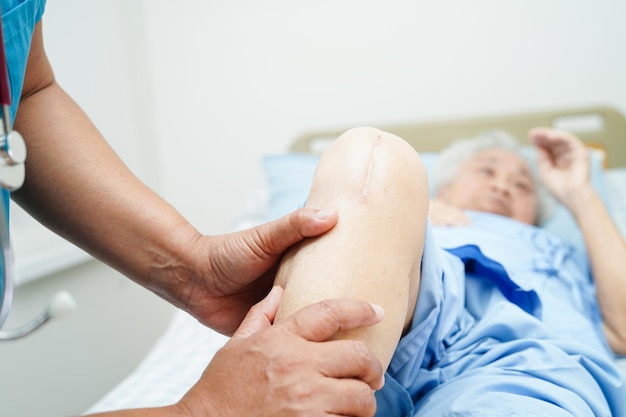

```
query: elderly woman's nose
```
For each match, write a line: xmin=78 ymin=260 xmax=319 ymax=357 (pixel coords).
xmin=489 ymin=175 xmax=510 ymax=192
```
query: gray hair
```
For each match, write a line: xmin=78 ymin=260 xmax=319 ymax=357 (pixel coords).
xmin=431 ymin=129 xmax=554 ymax=225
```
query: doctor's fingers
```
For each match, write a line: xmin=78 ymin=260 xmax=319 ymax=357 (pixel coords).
xmin=279 ymin=298 xmax=384 ymax=342
xmin=314 ymin=338 xmax=386 ymax=391
xmin=249 ymin=207 xmax=338 ymax=256
xmin=230 ymin=286 xmax=283 ymax=339
xmin=313 ymin=377 xmax=379 ymax=417
xmin=275 ymin=299 xmax=385 ymax=390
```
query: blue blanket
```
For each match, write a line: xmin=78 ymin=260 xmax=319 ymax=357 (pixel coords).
xmin=375 ymin=212 xmax=625 ymax=417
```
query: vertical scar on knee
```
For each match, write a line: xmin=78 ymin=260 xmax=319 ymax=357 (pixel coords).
xmin=359 ymin=135 xmax=382 ymax=201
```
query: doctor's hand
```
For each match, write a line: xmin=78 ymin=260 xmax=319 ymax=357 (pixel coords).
xmin=178 ymin=287 xmax=385 ymax=417
xmin=180 ymin=207 xmax=338 ymax=335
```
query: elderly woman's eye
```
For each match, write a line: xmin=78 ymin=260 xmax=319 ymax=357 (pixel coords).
xmin=479 ymin=167 xmax=494 ymax=176
xmin=514 ymin=181 xmax=532 ymax=192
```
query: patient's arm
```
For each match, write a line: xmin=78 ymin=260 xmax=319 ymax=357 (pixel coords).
xmin=274 ymin=127 xmax=430 ymax=369
xmin=530 ymin=127 xmax=626 ymax=355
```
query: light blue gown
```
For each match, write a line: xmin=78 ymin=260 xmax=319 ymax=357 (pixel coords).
xmin=375 ymin=212 xmax=625 ymax=417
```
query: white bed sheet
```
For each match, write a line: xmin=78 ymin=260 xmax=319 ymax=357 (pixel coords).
xmin=85 ymin=172 xmax=626 ymax=414
xmin=84 ymin=310 xmax=229 ymax=414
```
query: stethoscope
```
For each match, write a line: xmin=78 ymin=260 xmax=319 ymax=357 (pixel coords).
xmin=0 ymin=8 xmax=75 ymax=340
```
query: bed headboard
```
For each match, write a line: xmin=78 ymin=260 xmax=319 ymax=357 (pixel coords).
xmin=289 ymin=106 xmax=626 ymax=168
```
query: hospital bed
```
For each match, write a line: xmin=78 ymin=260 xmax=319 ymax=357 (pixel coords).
xmin=85 ymin=105 xmax=626 ymax=414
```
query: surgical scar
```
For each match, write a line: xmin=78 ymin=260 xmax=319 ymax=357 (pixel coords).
xmin=359 ymin=135 xmax=382 ymax=202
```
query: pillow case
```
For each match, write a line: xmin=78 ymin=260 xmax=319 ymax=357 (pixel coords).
xmin=262 ymin=149 xmax=609 ymax=250
xmin=539 ymin=149 xmax=608 ymax=250
xmin=263 ymin=153 xmax=319 ymax=222
xmin=604 ymin=168 xmax=626 ymax=240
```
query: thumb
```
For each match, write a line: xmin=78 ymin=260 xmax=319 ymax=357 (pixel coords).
xmin=231 ymin=286 xmax=283 ymax=340
xmin=253 ymin=208 xmax=338 ymax=256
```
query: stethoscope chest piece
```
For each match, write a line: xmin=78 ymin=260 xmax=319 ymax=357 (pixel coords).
xmin=0 ymin=129 xmax=27 ymax=191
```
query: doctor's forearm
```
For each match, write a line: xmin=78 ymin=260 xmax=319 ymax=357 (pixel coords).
xmin=8 ymin=21 xmax=202 ymax=307
xmin=12 ymin=81 xmax=202 ymax=306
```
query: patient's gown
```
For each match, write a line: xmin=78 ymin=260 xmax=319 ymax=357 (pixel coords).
xmin=375 ymin=212 xmax=625 ymax=417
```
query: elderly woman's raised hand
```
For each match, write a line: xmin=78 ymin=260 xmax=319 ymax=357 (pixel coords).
xmin=529 ymin=127 xmax=592 ymax=209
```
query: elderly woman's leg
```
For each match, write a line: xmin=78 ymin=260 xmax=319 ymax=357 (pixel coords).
xmin=274 ymin=127 xmax=429 ymax=369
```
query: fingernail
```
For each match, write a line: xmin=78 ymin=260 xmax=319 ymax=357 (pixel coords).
xmin=370 ymin=303 xmax=385 ymax=320
xmin=315 ymin=209 xmax=333 ymax=220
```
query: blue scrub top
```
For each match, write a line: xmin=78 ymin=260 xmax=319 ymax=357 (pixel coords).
xmin=0 ymin=0 xmax=46 ymax=290
xmin=1 ymin=0 xmax=46 ymax=122
xmin=1 ymin=0 xmax=46 ymax=205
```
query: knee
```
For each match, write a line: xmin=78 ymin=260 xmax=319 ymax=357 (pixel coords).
xmin=331 ymin=126 xmax=416 ymax=160
xmin=313 ymin=127 xmax=429 ymax=202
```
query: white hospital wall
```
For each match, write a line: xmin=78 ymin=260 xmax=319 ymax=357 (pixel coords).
xmin=2 ymin=1 xmax=626 ymax=417
xmin=139 ymin=0 xmax=626 ymax=236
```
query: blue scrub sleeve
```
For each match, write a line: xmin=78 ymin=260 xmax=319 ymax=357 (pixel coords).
xmin=0 ymin=0 xmax=47 ymax=289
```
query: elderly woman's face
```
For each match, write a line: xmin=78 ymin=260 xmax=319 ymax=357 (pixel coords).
xmin=437 ymin=148 xmax=538 ymax=224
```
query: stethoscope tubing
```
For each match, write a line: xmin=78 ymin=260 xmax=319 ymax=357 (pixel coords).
xmin=0 ymin=2 xmax=14 ymax=331
xmin=0 ymin=5 xmax=76 ymax=340
xmin=0 ymin=4 xmax=33 ymax=335
xmin=0 ymin=192 xmax=13 ymax=329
